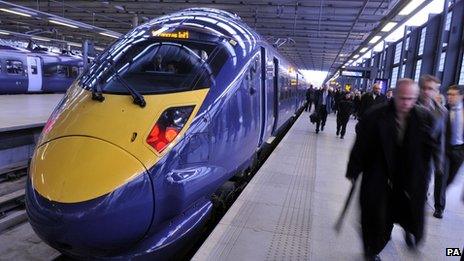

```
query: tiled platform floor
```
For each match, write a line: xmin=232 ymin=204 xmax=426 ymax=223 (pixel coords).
xmin=193 ymin=112 xmax=464 ymax=261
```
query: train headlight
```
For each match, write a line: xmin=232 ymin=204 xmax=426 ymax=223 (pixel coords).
xmin=146 ymin=106 xmax=194 ymax=153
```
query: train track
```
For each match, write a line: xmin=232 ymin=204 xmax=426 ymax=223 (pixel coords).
xmin=0 ymin=162 xmax=28 ymax=233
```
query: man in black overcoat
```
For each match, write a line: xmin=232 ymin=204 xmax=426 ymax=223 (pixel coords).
xmin=358 ymin=83 xmax=387 ymax=120
xmin=346 ymin=79 xmax=439 ymax=261
xmin=336 ymin=92 xmax=354 ymax=139
xmin=314 ymin=85 xmax=333 ymax=133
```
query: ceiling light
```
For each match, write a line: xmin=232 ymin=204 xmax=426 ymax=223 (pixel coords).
xmin=369 ymin=36 xmax=382 ymax=44
xmin=32 ymin=36 xmax=51 ymax=42
xmin=0 ymin=8 xmax=32 ymax=17
xmin=353 ymin=54 xmax=360 ymax=59
xmin=49 ymin=19 xmax=79 ymax=29
xmin=399 ymin=0 xmax=425 ymax=16
xmin=99 ymin=32 xmax=120 ymax=39
xmin=95 ymin=46 xmax=105 ymax=51
xmin=381 ymin=22 xmax=397 ymax=32
xmin=0 ymin=31 xmax=10 ymax=35
xmin=360 ymin=47 xmax=368 ymax=53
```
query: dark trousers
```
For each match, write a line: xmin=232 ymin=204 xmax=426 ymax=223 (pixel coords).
xmin=305 ymin=100 xmax=313 ymax=112
xmin=434 ymin=145 xmax=464 ymax=211
xmin=336 ymin=116 xmax=349 ymax=137
xmin=316 ymin=107 xmax=328 ymax=131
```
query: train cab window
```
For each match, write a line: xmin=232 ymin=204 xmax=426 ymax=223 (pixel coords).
xmin=81 ymin=39 xmax=229 ymax=94
xmin=6 ymin=60 xmax=24 ymax=75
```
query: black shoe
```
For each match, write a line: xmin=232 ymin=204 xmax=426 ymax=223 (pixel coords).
xmin=340 ymin=135 xmax=344 ymax=139
xmin=405 ymin=232 xmax=416 ymax=249
xmin=336 ymin=130 xmax=339 ymax=136
xmin=316 ymin=129 xmax=319 ymax=134
xmin=433 ymin=209 xmax=443 ymax=219
xmin=321 ymin=125 xmax=325 ymax=131
xmin=365 ymin=254 xmax=381 ymax=261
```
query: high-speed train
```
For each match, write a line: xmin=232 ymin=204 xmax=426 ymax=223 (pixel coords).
xmin=0 ymin=45 xmax=83 ymax=94
xmin=26 ymin=8 xmax=307 ymax=259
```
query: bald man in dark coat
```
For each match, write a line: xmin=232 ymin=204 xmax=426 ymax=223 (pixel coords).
xmin=346 ymin=79 xmax=439 ymax=260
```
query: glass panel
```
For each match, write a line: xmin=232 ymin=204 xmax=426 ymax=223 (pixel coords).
xmin=445 ymin=11 xmax=452 ymax=31
xmin=418 ymin=27 xmax=426 ymax=56
xmin=401 ymin=64 xmax=406 ymax=78
xmin=394 ymin=41 xmax=402 ymax=64
xmin=6 ymin=60 xmax=23 ymax=75
xmin=391 ymin=67 xmax=399 ymax=88
xmin=81 ymin=39 xmax=229 ymax=94
xmin=414 ymin=59 xmax=422 ymax=80
xmin=459 ymin=54 xmax=464 ymax=85
xmin=439 ymin=51 xmax=446 ymax=72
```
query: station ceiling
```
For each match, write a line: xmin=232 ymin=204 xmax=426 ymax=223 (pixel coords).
xmin=2 ymin=0 xmax=409 ymax=73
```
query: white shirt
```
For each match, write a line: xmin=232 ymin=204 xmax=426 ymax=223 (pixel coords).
xmin=322 ymin=91 xmax=328 ymax=105
xmin=450 ymin=102 xmax=464 ymax=145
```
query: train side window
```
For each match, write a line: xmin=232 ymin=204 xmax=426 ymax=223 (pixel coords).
xmin=6 ymin=60 xmax=24 ymax=75
xmin=43 ymin=64 xmax=57 ymax=76
xmin=30 ymin=59 xmax=38 ymax=74
xmin=69 ymin=66 xmax=79 ymax=78
xmin=56 ymin=65 xmax=68 ymax=77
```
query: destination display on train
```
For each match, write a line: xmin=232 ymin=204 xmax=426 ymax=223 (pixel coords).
xmin=152 ymin=30 xmax=190 ymax=39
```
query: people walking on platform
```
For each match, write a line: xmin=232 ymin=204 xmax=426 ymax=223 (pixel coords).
xmin=386 ymin=89 xmax=393 ymax=102
xmin=416 ymin=75 xmax=447 ymax=219
xmin=353 ymin=91 xmax=362 ymax=119
xmin=333 ymin=88 xmax=343 ymax=115
xmin=358 ymin=83 xmax=387 ymax=120
xmin=434 ymin=84 xmax=464 ymax=218
xmin=305 ymin=85 xmax=315 ymax=112
xmin=336 ymin=92 xmax=353 ymax=139
xmin=314 ymin=84 xmax=333 ymax=133
xmin=346 ymin=79 xmax=439 ymax=261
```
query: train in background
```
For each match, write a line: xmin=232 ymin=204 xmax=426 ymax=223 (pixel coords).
xmin=0 ymin=44 xmax=83 ymax=94
xmin=26 ymin=8 xmax=308 ymax=260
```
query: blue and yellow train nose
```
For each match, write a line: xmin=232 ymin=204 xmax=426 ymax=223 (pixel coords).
xmin=25 ymin=85 xmax=209 ymax=257
xmin=26 ymin=136 xmax=154 ymax=256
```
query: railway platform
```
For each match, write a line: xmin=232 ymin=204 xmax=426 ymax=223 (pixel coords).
xmin=0 ymin=94 xmax=63 ymax=132
xmin=193 ymin=112 xmax=464 ymax=261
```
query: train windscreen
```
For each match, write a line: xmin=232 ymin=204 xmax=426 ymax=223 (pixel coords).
xmin=80 ymin=39 xmax=229 ymax=94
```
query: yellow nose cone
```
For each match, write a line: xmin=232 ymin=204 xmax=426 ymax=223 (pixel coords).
xmin=31 ymin=136 xmax=146 ymax=203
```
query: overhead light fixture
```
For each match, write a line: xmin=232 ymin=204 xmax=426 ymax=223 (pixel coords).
xmin=369 ymin=36 xmax=382 ymax=44
xmin=353 ymin=54 xmax=360 ymax=59
xmin=32 ymin=36 xmax=51 ymax=42
xmin=95 ymin=46 xmax=105 ymax=51
xmin=0 ymin=8 xmax=32 ymax=17
xmin=381 ymin=22 xmax=397 ymax=32
xmin=0 ymin=31 xmax=10 ymax=35
xmin=49 ymin=19 xmax=79 ymax=29
xmin=360 ymin=47 xmax=368 ymax=53
xmin=99 ymin=32 xmax=119 ymax=39
xmin=399 ymin=0 xmax=425 ymax=16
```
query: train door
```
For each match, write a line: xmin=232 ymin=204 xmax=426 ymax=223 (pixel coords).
xmin=272 ymin=57 xmax=279 ymax=133
xmin=27 ymin=56 xmax=42 ymax=92
xmin=258 ymin=47 xmax=267 ymax=147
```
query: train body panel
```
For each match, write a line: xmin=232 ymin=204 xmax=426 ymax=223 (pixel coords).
xmin=0 ymin=46 xmax=83 ymax=94
xmin=26 ymin=7 xmax=307 ymax=259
